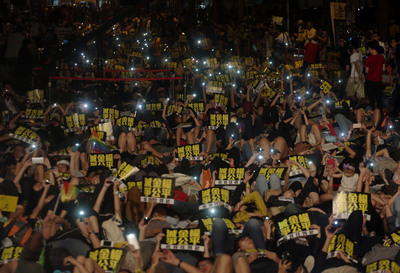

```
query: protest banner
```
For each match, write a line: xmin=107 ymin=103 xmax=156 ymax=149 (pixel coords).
xmin=176 ymin=144 xmax=202 ymax=161
xmin=88 ymin=247 xmax=124 ymax=272
xmin=0 ymin=195 xmax=18 ymax=212
xmin=141 ymin=176 xmax=175 ymax=204
xmin=327 ymin=234 xmax=357 ymax=263
xmin=208 ymin=113 xmax=229 ymax=129
xmin=9 ymin=126 xmax=39 ymax=145
xmin=215 ymin=168 xmax=245 ymax=185
xmin=89 ymin=153 xmax=116 ymax=169
xmin=276 ymin=212 xmax=318 ymax=245
xmin=333 ymin=191 xmax=371 ymax=220
xmin=161 ymin=228 xmax=204 ymax=252
xmin=0 ymin=246 xmax=24 ymax=265
xmin=200 ymin=218 xmax=241 ymax=235
xmin=199 ymin=187 xmax=231 ymax=211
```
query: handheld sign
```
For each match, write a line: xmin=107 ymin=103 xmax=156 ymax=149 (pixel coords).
xmin=327 ymin=234 xmax=357 ymax=263
xmin=9 ymin=126 xmax=39 ymax=145
xmin=89 ymin=153 xmax=116 ymax=169
xmin=115 ymin=116 xmax=135 ymax=128
xmin=276 ymin=212 xmax=318 ymax=246
xmin=320 ymin=81 xmax=332 ymax=93
xmin=214 ymin=94 xmax=228 ymax=107
xmin=365 ymin=260 xmax=400 ymax=273
xmin=0 ymin=246 xmax=24 ymax=265
xmin=199 ymin=187 xmax=231 ymax=211
xmin=206 ymin=81 xmax=224 ymax=94
xmin=200 ymin=218 xmax=241 ymax=235
xmin=102 ymin=108 xmax=120 ymax=121
xmin=119 ymin=181 xmax=143 ymax=193
xmin=162 ymin=228 xmax=204 ymax=252
xmin=145 ymin=103 xmax=163 ymax=112
xmin=141 ymin=177 xmax=175 ymax=204
xmin=22 ymin=108 xmax=44 ymax=119
xmin=64 ymin=114 xmax=88 ymax=132
xmin=333 ymin=191 xmax=371 ymax=220
xmin=208 ymin=113 xmax=229 ymax=129
xmin=0 ymin=195 xmax=18 ymax=212
xmin=88 ymin=247 xmax=124 ymax=273
xmin=27 ymin=89 xmax=45 ymax=103
xmin=258 ymin=167 xmax=287 ymax=181
xmin=176 ymin=144 xmax=202 ymax=161
xmin=215 ymin=167 xmax=245 ymax=185
xmin=287 ymin=155 xmax=309 ymax=176
xmin=187 ymin=102 xmax=205 ymax=114
xmin=112 ymin=162 xmax=139 ymax=190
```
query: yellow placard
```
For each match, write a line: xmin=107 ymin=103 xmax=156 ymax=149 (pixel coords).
xmin=0 ymin=195 xmax=18 ymax=212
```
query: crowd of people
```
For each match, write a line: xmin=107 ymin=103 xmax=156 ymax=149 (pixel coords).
xmin=1 ymin=2 xmax=400 ymax=273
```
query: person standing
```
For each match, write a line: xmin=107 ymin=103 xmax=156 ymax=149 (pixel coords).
xmin=365 ymin=41 xmax=386 ymax=109
xmin=346 ymin=45 xmax=364 ymax=100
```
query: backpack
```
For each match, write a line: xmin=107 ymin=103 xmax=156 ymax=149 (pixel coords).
xmin=4 ymin=215 xmax=33 ymax=246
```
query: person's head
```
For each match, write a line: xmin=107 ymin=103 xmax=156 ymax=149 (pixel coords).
xmin=56 ymin=160 xmax=70 ymax=173
xmin=390 ymin=38 xmax=397 ymax=48
xmin=13 ymin=144 xmax=26 ymax=160
xmin=152 ymin=204 xmax=167 ymax=217
xmin=9 ymin=204 xmax=26 ymax=219
xmin=306 ymin=21 xmax=313 ymax=30
xmin=372 ymin=32 xmax=380 ymax=41
xmin=343 ymin=161 xmax=356 ymax=177
xmin=236 ymin=236 xmax=255 ymax=251
xmin=339 ymin=38 xmax=345 ymax=47
xmin=367 ymin=40 xmax=379 ymax=54
xmin=197 ymin=258 xmax=214 ymax=273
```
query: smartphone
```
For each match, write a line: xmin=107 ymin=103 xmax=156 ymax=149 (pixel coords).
xmin=265 ymin=216 xmax=269 ymax=220
xmin=143 ymin=216 xmax=150 ymax=224
xmin=45 ymin=179 xmax=51 ymax=184
xmin=101 ymin=240 xmax=114 ymax=247
xmin=32 ymin=157 xmax=44 ymax=164
xmin=127 ymin=234 xmax=140 ymax=249
xmin=330 ymin=220 xmax=341 ymax=232
xmin=79 ymin=210 xmax=85 ymax=222
xmin=353 ymin=123 xmax=361 ymax=129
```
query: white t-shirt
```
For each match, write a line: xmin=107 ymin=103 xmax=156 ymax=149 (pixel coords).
xmin=350 ymin=52 xmax=363 ymax=78
xmin=338 ymin=173 xmax=359 ymax=192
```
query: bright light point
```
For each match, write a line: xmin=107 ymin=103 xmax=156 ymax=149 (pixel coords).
xmin=84 ymin=104 xmax=88 ymax=108
xmin=202 ymin=82 xmax=205 ymax=86
xmin=75 ymin=63 xmax=77 ymax=66
xmin=209 ymin=74 xmax=212 ymax=77
xmin=79 ymin=211 xmax=84 ymax=215
xmin=203 ymin=61 xmax=206 ymax=65
xmin=233 ymin=84 xmax=236 ymax=87
xmin=165 ymin=59 xmax=168 ymax=62
xmin=309 ymin=161 xmax=313 ymax=165
xmin=269 ymin=61 xmax=272 ymax=64
xmin=81 ymin=53 xmax=84 ymax=56
xmin=146 ymin=57 xmax=150 ymax=60
xmin=197 ymin=40 xmax=201 ymax=44
xmin=210 ymin=208 xmax=215 ymax=213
